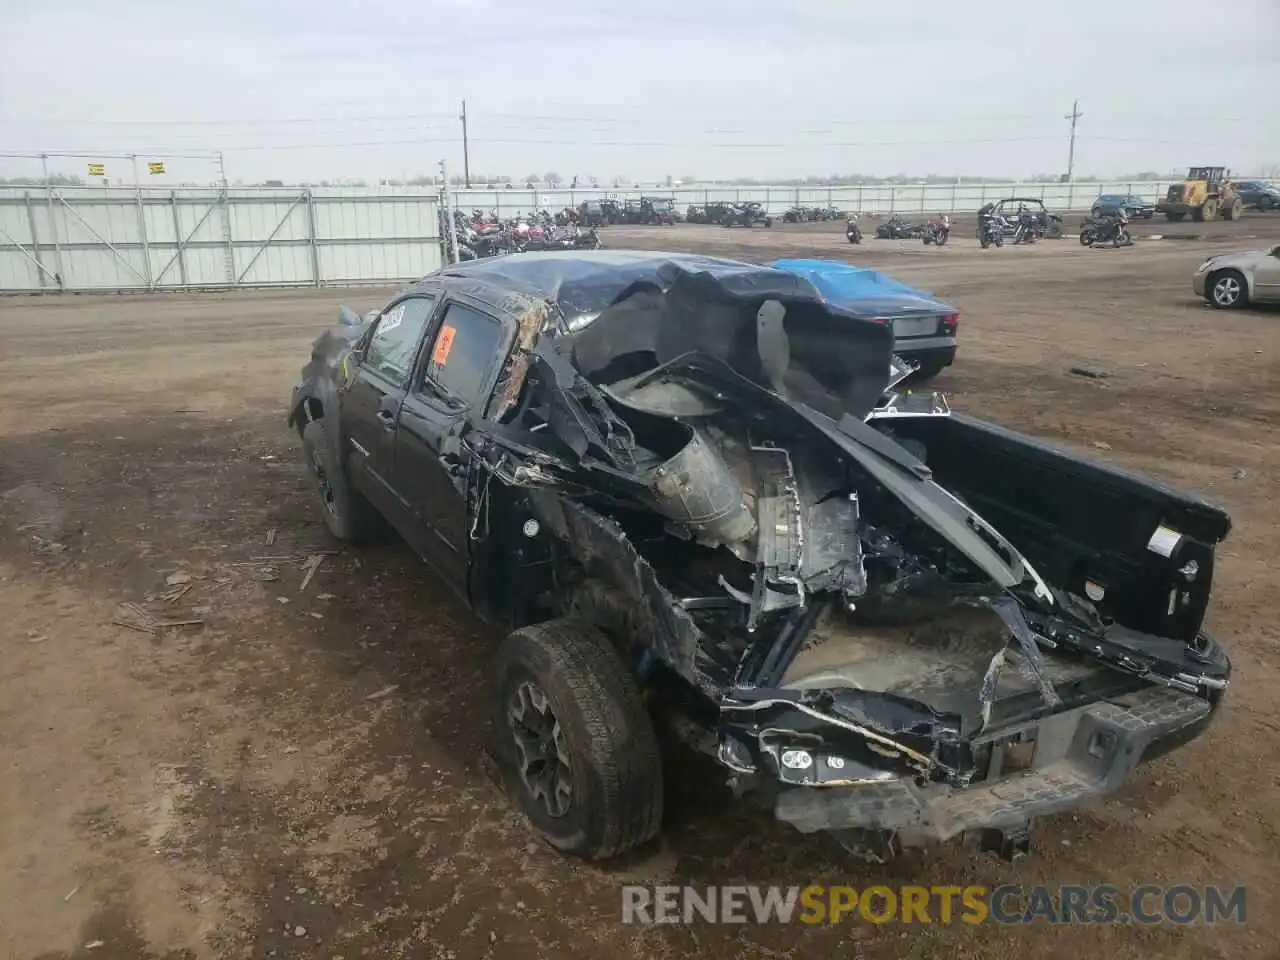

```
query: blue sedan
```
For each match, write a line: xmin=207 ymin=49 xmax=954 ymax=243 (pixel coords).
xmin=1091 ymin=194 xmax=1156 ymax=219
xmin=770 ymin=258 xmax=959 ymax=382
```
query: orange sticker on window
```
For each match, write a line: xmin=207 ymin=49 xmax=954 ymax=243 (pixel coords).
xmin=432 ymin=325 xmax=457 ymax=365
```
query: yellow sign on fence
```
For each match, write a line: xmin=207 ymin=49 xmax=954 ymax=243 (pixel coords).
xmin=87 ymin=163 xmax=105 ymax=177
xmin=147 ymin=161 xmax=166 ymax=175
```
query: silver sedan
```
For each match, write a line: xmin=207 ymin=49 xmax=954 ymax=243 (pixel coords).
xmin=1192 ymin=243 xmax=1280 ymax=308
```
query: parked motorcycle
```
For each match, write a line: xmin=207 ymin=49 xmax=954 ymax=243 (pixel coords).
xmin=571 ymin=225 xmax=602 ymax=250
xmin=1010 ymin=208 xmax=1043 ymax=245
xmin=875 ymin=215 xmax=926 ymax=240
xmin=543 ymin=223 xmax=602 ymax=250
xmin=922 ymin=214 xmax=952 ymax=246
xmin=1079 ymin=212 xmax=1132 ymax=248
xmin=977 ymin=214 xmax=1005 ymax=249
xmin=845 ymin=215 xmax=862 ymax=245
xmin=553 ymin=207 xmax=582 ymax=227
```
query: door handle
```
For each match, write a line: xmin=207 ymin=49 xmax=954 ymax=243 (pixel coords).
xmin=376 ymin=410 xmax=396 ymax=431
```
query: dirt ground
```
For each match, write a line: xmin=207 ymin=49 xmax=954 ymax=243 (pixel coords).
xmin=1 ymin=220 xmax=1277 ymax=960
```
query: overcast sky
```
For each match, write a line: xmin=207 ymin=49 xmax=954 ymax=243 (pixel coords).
xmin=1 ymin=0 xmax=1276 ymax=185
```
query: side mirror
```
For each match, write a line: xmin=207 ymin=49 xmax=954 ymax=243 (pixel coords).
xmin=338 ymin=305 xmax=362 ymax=327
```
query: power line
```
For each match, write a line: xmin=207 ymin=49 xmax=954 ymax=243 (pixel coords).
xmin=186 ymin=134 xmax=1070 ymax=152
xmin=15 ymin=133 xmax=1271 ymax=155
xmin=1 ymin=109 xmax=1266 ymax=129
xmin=0 ymin=112 xmax=461 ymax=127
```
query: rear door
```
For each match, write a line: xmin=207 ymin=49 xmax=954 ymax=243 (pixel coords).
xmin=340 ymin=294 xmax=438 ymax=525
xmin=394 ymin=296 xmax=513 ymax=593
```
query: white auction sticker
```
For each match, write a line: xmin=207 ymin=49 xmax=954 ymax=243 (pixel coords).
xmin=1146 ymin=525 xmax=1182 ymax=558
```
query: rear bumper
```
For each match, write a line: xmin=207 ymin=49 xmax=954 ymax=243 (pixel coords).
xmin=774 ymin=684 xmax=1218 ymax=854
xmin=895 ymin=336 xmax=956 ymax=370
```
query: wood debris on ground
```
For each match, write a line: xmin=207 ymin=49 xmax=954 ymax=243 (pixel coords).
xmin=111 ymin=600 xmax=204 ymax=633
xmin=161 ymin=582 xmax=194 ymax=603
xmin=299 ymin=553 xmax=325 ymax=593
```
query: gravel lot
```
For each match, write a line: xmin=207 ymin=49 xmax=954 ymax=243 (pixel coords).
xmin=1 ymin=220 xmax=1277 ymax=959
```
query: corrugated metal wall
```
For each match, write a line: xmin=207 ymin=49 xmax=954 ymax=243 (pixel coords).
xmin=0 ymin=186 xmax=443 ymax=293
xmin=5 ymin=178 xmax=1275 ymax=292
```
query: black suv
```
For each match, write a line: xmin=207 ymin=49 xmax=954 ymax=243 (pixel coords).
xmin=578 ymin=199 xmax=622 ymax=226
xmin=289 ymin=251 xmax=1231 ymax=864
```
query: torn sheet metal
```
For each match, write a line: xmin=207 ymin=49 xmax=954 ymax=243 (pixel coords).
xmin=527 ymin=489 xmax=720 ymax=690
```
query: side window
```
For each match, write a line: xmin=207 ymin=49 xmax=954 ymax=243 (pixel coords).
xmin=364 ymin=296 xmax=436 ymax=385
xmin=420 ymin=302 xmax=507 ymax=409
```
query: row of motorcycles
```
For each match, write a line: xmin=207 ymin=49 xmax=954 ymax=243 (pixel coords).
xmin=444 ymin=208 xmax=602 ymax=261
xmin=977 ymin=208 xmax=1047 ymax=248
xmin=976 ymin=208 xmax=1132 ymax=249
xmin=871 ymin=214 xmax=953 ymax=245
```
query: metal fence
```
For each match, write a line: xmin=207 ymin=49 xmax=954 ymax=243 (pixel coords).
xmin=449 ymin=179 xmax=1280 ymax=218
xmin=4 ymin=177 xmax=1276 ymax=294
xmin=0 ymin=186 xmax=443 ymax=293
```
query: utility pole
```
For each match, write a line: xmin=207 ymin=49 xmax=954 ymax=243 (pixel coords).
xmin=459 ymin=100 xmax=471 ymax=188
xmin=440 ymin=158 xmax=459 ymax=264
xmin=215 ymin=150 xmax=234 ymax=285
xmin=1064 ymin=99 xmax=1083 ymax=182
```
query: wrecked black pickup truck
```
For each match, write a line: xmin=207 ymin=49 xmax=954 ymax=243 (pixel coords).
xmin=288 ymin=251 xmax=1231 ymax=862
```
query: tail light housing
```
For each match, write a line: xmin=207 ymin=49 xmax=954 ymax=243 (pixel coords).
xmin=941 ymin=313 xmax=960 ymax=334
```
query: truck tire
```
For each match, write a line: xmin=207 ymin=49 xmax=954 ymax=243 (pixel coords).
xmin=301 ymin=420 xmax=385 ymax=542
xmin=1223 ymin=198 xmax=1242 ymax=221
xmin=493 ymin=618 xmax=663 ymax=860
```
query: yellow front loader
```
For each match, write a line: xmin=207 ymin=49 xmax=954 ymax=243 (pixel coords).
xmin=1157 ymin=166 xmax=1243 ymax=222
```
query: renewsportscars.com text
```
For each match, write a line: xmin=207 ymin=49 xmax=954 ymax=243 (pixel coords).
xmin=620 ymin=884 xmax=1247 ymax=926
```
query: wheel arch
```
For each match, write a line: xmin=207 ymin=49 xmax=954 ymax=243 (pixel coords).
xmin=1206 ymin=266 xmax=1252 ymax=303
xmin=522 ymin=489 xmax=711 ymax=693
xmin=289 ymin=376 xmax=341 ymax=438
